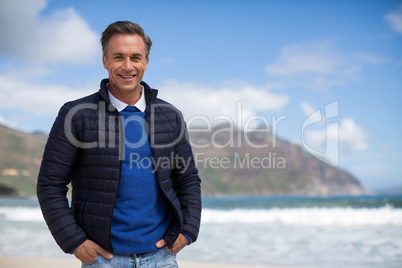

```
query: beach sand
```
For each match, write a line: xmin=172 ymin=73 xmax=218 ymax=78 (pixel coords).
xmin=0 ymin=256 xmax=287 ymax=268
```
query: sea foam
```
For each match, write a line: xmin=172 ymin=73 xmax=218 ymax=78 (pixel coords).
xmin=201 ymin=205 xmax=402 ymax=226
xmin=2 ymin=205 xmax=402 ymax=226
xmin=0 ymin=206 xmax=44 ymax=222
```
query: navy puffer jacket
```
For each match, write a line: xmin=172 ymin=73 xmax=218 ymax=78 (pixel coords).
xmin=37 ymin=79 xmax=202 ymax=253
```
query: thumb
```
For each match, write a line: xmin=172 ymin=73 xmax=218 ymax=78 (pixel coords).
xmin=155 ymin=239 xmax=167 ymax=248
xmin=95 ymin=244 xmax=113 ymax=259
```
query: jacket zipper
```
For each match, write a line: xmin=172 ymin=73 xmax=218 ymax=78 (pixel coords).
xmin=108 ymin=110 xmax=124 ymax=252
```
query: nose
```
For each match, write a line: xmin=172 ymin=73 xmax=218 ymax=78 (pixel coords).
xmin=122 ymin=58 xmax=133 ymax=71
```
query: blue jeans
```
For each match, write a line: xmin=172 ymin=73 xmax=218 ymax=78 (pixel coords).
xmin=81 ymin=248 xmax=178 ymax=268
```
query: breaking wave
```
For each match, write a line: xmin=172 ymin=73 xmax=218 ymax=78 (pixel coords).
xmin=201 ymin=205 xmax=402 ymax=226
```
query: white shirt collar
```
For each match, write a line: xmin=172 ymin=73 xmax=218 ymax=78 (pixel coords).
xmin=108 ymin=84 xmax=146 ymax=112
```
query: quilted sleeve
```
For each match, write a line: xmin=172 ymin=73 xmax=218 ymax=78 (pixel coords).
xmin=37 ymin=102 xmax=88 ymax=253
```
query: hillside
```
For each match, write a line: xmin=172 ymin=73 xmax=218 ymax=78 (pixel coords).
xmin=0 ymin=125 xmax=47 ymax=196
xmin=190 ymin=124 xmax=368 ymax=196
xmin=0 ymin=124 xmax=368 ymax=197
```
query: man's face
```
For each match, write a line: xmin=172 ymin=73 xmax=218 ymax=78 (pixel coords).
xmin=102 ymin=34 xmax=149 ymax=96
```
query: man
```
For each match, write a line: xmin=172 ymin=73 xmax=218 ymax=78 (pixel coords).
xmin=37 ymin=21 xmax=202 ymax=267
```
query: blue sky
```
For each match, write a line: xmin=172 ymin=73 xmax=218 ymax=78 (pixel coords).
xmin=0 ymin=0 xmax=401 ymax=191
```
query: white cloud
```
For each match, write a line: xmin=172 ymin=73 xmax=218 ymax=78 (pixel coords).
xmin=338 ymin=118 xmax=368 ymax=152
xmin=385 ymin=5 xmax=402 ymax=34
xmin=0 ymin=0 xmax=99 ymax=64
xmin=0 ymin=113 xmax=18 ymax=129
xmin=0 ymin=68 xmax=94 ymax=117
xmin=157 ymin=80 xmax=289 ymax=128
xmin=266 ymin=41 xmax=342 ymax=76
xmin=304 ymin=117 xmax=368 ymax=154
xmin=265 ymin=41 xmax=381 ymax=91
xmin=0 ymin=70 xmax=289 ymax=129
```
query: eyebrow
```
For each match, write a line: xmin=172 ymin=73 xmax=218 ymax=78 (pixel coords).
xmin=112 ymin=52 xmax=143 ymax=58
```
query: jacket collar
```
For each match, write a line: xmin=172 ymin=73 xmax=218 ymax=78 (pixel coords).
xmin=99 ymin=79 xmax=158 ymax=108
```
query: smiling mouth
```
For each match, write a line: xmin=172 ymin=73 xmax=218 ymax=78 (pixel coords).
xmin=119 ymin=74 xmax=136 ymax=79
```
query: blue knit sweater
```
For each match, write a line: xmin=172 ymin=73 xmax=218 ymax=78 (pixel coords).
xmin=111 ymin=106 xmax=171 ymax=254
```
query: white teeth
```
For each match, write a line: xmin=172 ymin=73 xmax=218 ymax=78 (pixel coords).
xmin=121 ymin=75 xmax=134 ymax=78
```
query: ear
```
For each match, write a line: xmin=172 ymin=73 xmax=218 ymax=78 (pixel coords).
xmin=102 ymin=54 xmax=109 ymax=70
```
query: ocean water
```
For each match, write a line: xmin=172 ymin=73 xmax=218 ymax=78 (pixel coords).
xmin=1 ymin=195 xmax=402 ymax=268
